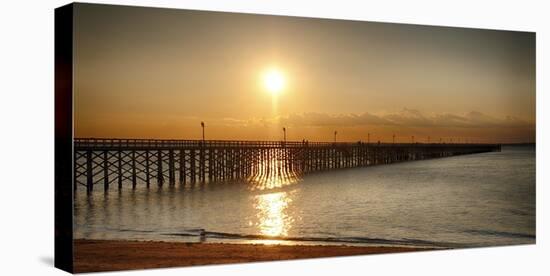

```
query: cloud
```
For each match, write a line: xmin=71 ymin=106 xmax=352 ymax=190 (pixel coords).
xmin=279 ymin=112 xmax=392 ymax=127
xmin=203 ymin=108 xmax=533 ymax=130
xmin=272 ymin=109 xmax=532 ymax=129
xmin=384 ymin=108 xmax=434 ymax=127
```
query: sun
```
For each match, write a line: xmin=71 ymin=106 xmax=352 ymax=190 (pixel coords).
xmin=262 ymin=68 xmax=286 ymax=95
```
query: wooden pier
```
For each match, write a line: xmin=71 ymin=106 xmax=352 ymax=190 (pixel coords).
xmin=74 ymin=138 xmax=501 ymax=193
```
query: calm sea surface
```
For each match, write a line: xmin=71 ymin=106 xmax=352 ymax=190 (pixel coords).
xmin=75 ymin=145 xmax=535 ymax=248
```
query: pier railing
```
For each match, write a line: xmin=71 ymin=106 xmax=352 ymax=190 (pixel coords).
xmin=75 ymin=138 xmax=498 ymax=149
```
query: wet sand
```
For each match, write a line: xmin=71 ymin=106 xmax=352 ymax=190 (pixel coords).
xmin=74 ymin=239 xmax=430 ymax=273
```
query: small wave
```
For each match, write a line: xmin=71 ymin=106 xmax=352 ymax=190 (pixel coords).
xmin=163 ymin=230 xmax=471 ymax=248
xmin=464 ymin=229 xmax=535 ymax=239
xmin=117 ymin=228 xmax=156 ymax=233
xmin=75 ymin=225 xmax=157 ymax=234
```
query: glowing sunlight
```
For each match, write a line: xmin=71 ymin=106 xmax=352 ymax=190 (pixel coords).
xmin=262 ymin=68 xmax=286 ymax=96
xmin=254 ymin=191 xmax=294 ymax=237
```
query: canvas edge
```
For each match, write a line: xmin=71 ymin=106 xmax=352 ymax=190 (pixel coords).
xmin=54 ymin=2 xmax=75 ymax=273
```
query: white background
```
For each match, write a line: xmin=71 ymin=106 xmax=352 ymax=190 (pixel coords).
xmin=0 ymin=0 xmax=548 ymax=275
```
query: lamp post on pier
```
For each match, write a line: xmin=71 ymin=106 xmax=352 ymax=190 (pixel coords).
xmin=334 ymin=131 xmax=338 ymax=143
xmin=200 ymin=121 xmax=205 ymax=142
xmin=283 ymin=127 xmax=286 ymax=143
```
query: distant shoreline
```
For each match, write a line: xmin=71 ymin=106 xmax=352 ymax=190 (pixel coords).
xmin=74 ymin=239 xmax=431 ymax=273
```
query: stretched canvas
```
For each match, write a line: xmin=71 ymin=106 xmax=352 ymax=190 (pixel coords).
xmin=55 ymin=3 xmax=536 ymax=273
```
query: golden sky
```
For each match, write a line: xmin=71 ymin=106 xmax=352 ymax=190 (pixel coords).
xmin=74 ymin=4 xmax=535 ymax=143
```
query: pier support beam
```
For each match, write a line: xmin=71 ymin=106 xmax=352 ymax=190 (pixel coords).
xmin=131 ymin=150 xmax=137 ymax=189
xmin=179 ymin=149 xmax=184 ymax=185
xmin=86 ymin=150 xmax=93 ymax=194
xmin=103 ymin=151 xmax=108 ymax=191
xmin=145 ymin=151 xmax=150 ymax=188
xmin=157 ymin=150 xmax=164 ymax=186
xmin=168 ymin=149 xmax=175 ymax=185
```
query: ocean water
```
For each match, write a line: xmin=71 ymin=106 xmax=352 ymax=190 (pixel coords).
xmin=74 ymin=145 xmax=535 ymax=248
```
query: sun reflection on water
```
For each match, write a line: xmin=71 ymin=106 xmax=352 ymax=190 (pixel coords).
xmin=254 ymin=191 xmax=295 ymax=237
xmin=246 ymin=153 xmax=301 ymax=240
xmin=248 ymin=157 xmax=300 ymax=190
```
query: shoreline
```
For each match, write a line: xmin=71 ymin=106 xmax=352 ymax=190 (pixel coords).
xmin=74 ymin=239 xmax=433 ymax=273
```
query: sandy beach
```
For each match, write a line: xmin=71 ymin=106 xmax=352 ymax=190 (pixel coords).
xmin=74 ymin=239 xmax=429 ymax=272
